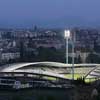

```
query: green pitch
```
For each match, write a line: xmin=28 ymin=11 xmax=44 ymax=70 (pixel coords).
xmin=64 ymin=73 xmax=84 ymax=80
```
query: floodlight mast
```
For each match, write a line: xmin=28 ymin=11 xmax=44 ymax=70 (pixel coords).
xmin=71 ymin=31 xmax=75 ymax=80
xmin=72 ymin=35 xmax=74 ymax=80
xmin=64 ymin=30 xmax=75 ymax=80
xmin=64 ymin=30 xmax=70 ymax=64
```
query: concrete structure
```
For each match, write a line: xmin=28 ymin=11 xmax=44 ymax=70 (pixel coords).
xmin=1 ymin=52 xmax=20 ymax=61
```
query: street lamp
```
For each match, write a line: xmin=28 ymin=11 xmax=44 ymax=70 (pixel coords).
xmin=64 ymin=30 xmax=70 ymax=64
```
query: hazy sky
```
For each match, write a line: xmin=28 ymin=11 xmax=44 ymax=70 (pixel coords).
xmin=0 ymin=0 xmax=100 ymax=28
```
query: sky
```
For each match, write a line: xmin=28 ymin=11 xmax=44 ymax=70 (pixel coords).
xmin=0 ymin=0 xmax=100 ymax=28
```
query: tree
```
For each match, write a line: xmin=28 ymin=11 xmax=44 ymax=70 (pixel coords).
xmin=37 ymin=47 xmax=65 ymax=62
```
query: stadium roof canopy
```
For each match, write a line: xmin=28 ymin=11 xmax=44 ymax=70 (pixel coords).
xmin=0 ymin=62 xmax=100 ymax=80
xmin=0 ymin=62 xmax=99 ymax=72
xmin=0 ymin=62 xmax=72 ymax=79
xmin=0 ymin=62 xmax=71 ymax=72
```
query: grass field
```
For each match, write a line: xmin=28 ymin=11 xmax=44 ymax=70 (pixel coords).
xmin=45 ymin=73 xmax=96 ymax=82
xmin=64 ymin=73 xmax=84 ymax=80
xmin=65 ymin=73 xmax=97 ymax=83
xmin=44 ymin=69 xmax=96 ymax=83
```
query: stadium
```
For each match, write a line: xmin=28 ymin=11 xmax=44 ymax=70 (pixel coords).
xmin=0 ymin=61 xmax=100 ymax=89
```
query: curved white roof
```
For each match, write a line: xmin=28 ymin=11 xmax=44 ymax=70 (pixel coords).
xmin=0 ymin=62 xmax=99 ymax=72
xmin=0 ymin=62 xmax=99 ymax=80
xmin=0 ymin=62 xmax=70 ymax=72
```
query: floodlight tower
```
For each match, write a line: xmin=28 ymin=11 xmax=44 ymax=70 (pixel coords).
xmin=71 ymin=30 xmax=76 ymax=80
xmin=64 ymin=30 xmax=70 ymax=64
xmin=64 ymin=30 xmax=75 ymax=80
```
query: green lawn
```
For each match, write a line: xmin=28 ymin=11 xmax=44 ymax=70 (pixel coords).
xmin=64 ymin=73 xmax=84 ymax=80
xmin=64 ymin=73 xmax=96 ymax=83
xmin=44 ymin=73 xmax=96 ymax=83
